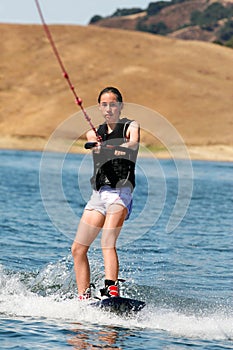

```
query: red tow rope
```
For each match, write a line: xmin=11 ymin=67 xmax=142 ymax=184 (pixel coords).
xmin=34 ymin=0 xmax=102 ymax=142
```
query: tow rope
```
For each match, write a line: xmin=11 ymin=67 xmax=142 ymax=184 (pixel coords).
xmin=34 ymin=0 xmax=102 ymax=142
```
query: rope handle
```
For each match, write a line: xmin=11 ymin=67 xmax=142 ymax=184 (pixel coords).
xmin=84 ymin=142 xmax=132 ymax=156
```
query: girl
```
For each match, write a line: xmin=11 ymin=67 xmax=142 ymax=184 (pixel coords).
xmin=72 ymin=87 xmax=140 ymax=300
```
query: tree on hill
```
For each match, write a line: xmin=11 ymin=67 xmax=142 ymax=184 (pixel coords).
xmin=190 ymin=3 xmax=233 ymax=29
xmin=89 ymin=0 xmax=233 ymax=48
xmin=111 ymin=8 xmax=144 ymax=17
xmin=136 ymin=17 xmax=169 ymax=35
xmin=217 ymin=19 xmax=233 ymax=47
xmin=146 ymin=1 xmax=169 ymax=16
xmin=89 ymin=15 xmax=103 ymax=24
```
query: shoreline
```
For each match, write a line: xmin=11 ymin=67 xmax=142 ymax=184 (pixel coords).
xmin=0 ymin=135 xmax=233 ymax=162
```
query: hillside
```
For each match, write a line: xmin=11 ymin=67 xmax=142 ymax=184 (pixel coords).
xmin=90 ymin=0 xmax=233 ymax=47
xmin=0 ymin=23 xmax=233 ymax=160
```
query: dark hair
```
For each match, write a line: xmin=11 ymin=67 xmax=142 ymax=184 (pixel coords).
xmin=98 ymin=86 xmax=123 ymax=104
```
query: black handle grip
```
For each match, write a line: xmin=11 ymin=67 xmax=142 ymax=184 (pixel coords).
xmin=84 ymin=142 xmax=98 ymax=149
xmin=84 ymin=142 xmax=131 ymax=156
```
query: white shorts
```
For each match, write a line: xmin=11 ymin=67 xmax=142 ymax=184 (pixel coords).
xmin=85 ymin=186 xmax=133 ymax=220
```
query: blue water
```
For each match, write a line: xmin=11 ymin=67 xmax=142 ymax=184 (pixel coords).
xmin=0 ymin=149 xmax=233 ymax=349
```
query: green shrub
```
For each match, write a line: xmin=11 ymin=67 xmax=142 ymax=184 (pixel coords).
xmin=225 ymin=37 xmax=233 ymax=48
xmin=191 ymin=3 xmax=232 ymax=28
xmin=89 ymin=15 xmax=103 ymax=24
xmin=136 ymin=18 xmax=168 ymax=35
xmin=218 ymin=19 xmax=233 ymax=41
xmin=111 ymin=8 xmax=144 ymax=17
xmin=147 ymin=1 xmax=169 ymax=16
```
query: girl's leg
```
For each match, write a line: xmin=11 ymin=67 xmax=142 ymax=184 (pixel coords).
xmin=101 ymin=204 xmax=127 ymax=281
xmin=71 ymin=243 xmax=90 ymax=296
xmin=72 ymin=209 xmax=105 ymax=295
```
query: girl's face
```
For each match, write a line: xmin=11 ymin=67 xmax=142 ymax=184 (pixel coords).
xmin=99 ymin=92 xmax=122 ymax=124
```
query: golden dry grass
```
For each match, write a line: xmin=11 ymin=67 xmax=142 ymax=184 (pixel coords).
xmin=0 ymin=24 xmax=232 ymax=159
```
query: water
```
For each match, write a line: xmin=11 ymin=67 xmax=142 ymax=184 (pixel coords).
xmin=0 ymin=149 xmax=233 ymax=349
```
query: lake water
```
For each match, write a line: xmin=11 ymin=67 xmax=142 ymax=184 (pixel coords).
xmin=0 ymin=149 xmax=232 ymax=349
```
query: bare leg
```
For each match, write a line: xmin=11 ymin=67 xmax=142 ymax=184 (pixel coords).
xmin=102 ymin=247 xmax=119 ymax=281
xmin=71 ymin=243 xmax=90 ymax=295
xmin=72 ymin=209 xmax=105 ymax=295
xmin=101 ymin=204 xmax=127 ymax=281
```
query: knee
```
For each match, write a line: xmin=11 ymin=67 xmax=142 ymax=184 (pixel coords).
xmin=71 ymin=241 xmax=88 ymax=259
xmin=71 ymin=242 xmax=77 ymax=258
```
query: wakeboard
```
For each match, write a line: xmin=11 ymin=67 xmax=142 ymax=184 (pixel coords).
xmin=90 ymin=296 xmax=146 ymax=314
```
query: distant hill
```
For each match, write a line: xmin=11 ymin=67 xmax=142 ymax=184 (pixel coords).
xmin=89 ymin=0 xmax=233 ymax=48
xmin=0 ymin=23 xmax=232 ymax=156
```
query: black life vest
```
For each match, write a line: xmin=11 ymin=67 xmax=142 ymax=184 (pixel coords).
xmin=90 ymin=118 xmax=138 ymax=191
